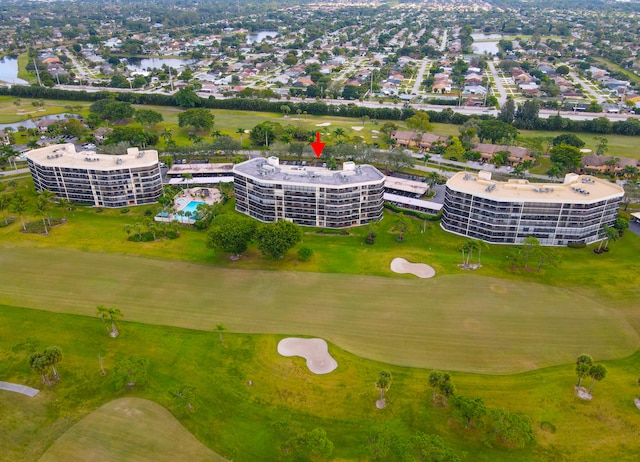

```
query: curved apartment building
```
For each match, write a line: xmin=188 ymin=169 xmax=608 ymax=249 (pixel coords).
xmin=26 ymin=144 xmax=162 ymax=208
xmin=233 ymin=157 xmax=385 ymax=228
xmin=442 ymin=171 xmax=624 ymax=246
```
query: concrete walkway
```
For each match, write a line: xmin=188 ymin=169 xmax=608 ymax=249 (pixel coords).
xmin=0 ymin=381 xmax=40 ymax=397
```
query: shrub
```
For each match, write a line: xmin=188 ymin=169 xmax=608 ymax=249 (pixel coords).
xmin=567 ymin=242 xmax=587 ymax=249
xmin=120 ymin=207 xmax=130 ymax=214
xmin=297 ymin=247 xmax=313 ymax=262
xmin=144 ymin=209 xmax=153 ymax=217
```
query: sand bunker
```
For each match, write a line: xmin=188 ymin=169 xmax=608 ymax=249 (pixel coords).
xmin=315 ymin=122 xmax=331 ymax=127
xmin=277 ymin=338 xmax=338 ymax=374
xmin=390 ymin=258 xmax=435 ymax=278
xmin=352 ymin=126 xmax=364 ymax=131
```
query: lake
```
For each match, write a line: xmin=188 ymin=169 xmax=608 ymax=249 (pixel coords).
xmin=125 ymin=57 xmax=196 ymax=72
xmin=247 ymin=31 xmax=278 ymax=44
xmin=472 ymin=41 xmax=500 ymax=55
xmin=0 ymin=57 xmax=29 ymax=85
xmin=0 ymin=113 xmax=81 ymax=131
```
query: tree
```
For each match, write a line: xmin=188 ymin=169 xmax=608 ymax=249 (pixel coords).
xmin=0 ymin=194 xmax=11 ymax=225
xmin=514 ymin=100 xmax=539 ymax=130
xmin=302 ymin=428 xmax=334 ymax=458
xmin=214 ymin=324 xmax=226 ymax=344
xmin=406 ymin=111 xmax=432 ymax=136
xmin=175 ymin=87 xmax=201 ymax=108
xmin=409 ymin=432 xmax=462 ymax=462
xmin=452 ymin=395 xmax=487 ymax=428
xmin=113 ymin=356 xmax=149 ymax=389
xmin=169 ymin=384 xmax=197 ymax=411
xmin=101 ymin=101 xmax=135 ymax=122
xmin=97 ymin=305 xmax=123 ymax=337
xmin=178 ymin=108 xmax=214 ymax=133
xmin=575 ymin=354 xmax=593 ymax=389
xmin=428 ymin=370 xmax=443 ymax=405
xmin=11 ymin=193 xmax=28 ymax=231
xmin=498 ymin=97 xmax=515 ymax=124
xmin=438 ymin=373 xmax=456 ymax=407
xmin=588 ymin=364 xmax=607 ymax=394
xmin=280 ymin=105 xmax=291 ymax=117
xmin=552 ymin=133 xmax=585 ymax=148
xmin=392 ymin=213 xmax=409 ymax=241
xmin=550 ymin=144 xmax=582 ymax=173
xmin=35 ymin=194 xmax=51 ymax=235
xmin=597 ymin=225 xmax=618 ymax=253
xmin=593 ymin=136 xmax=608 ymax=156
xmin=478 ymin=119 xmax=518 ymax=144
xmin=161 ymin=128 xmax=173 ymax=146
xmin=236 ymin=127 xmax=246 ymax=147
xmin=134 ymin=109 xmax=163 ymax=127
xmin=44 ymin=346 xmax=63 ymax=381
xmin=29 ymin=352 xmax=52 ymax=385
xmin=445 ymin=137 xmax=466 ymax=160
xmin=484 ymin=408 xmax=535 ymax=448
xmin=206 ymin=215 xmax=256 ymax=258
xmin=255 ymin=220 xmax=302 ymax=259
xmin=250 ymin=121 xmax=282 ymax=147
xmin=375 ymin=370 xmax=392 ymax=404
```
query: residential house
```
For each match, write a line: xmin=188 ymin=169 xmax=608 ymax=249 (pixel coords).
xmin=582 ymin=155 xmax=638 ymax=175
xmin=474 ymin=143 xmax=533 ymax=166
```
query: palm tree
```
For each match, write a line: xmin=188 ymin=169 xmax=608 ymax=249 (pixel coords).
xmin=375 ymin=370 xmax=392 ymax=404
xmin=162 ymin=129 xmax=173 ymax=146
xmin=211 ymin=129 xmax=222 ymax=140
xmin=597 ymin=225 xmax=618 ymax=253
xmin=44 ymin=346 xmax=63 ymax=381
xmin=588 ymin=364 xmax=607 ymax=394
xmin=575 ymin=354 xmax=593 ymax=389
xmin=96 ymin=305 xmax=123 ymax=337
xmin=236 ymin=128 xmax=245 ymax=147
xmin=11 ymin=193 xmax=28 ymax=231
xmin=214 ymin=324 xmax=226 ymax=344
xmin=35 ymin=195 xmax=51 ymax=235
xmin=428 ymin=370 xmax=443 ymax=405
xmin=392 ymin=213 xmax=409 ymax=241
xmin=123 ymin=223 xmax=133 ymax=239
xmin=333 ymin=128 xmax=345 ymax=141
xmin=0 ymin=194 xmax=10 ymax=225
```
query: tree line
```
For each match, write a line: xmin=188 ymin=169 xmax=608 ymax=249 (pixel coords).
xmin=3 ymin=85 xmax=640 ymax=137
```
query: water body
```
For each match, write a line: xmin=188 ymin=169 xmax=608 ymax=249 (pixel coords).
xmin=471 ymin=33 xmax=503 ymax=40
xmin=125 ymin=57 xmax=196 ymax=72
xmin=0 ymin=113 xmax=81 ymax=131
xmin=246 ymin=31 xmax=278 ymax=44
xmin=472 ymin=41 xmax=500 ymax=55
xmin=0 ymin=57 xmax=29 ymax=85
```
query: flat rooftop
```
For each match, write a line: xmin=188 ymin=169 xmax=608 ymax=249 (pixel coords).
xmin=167 ymin=163 xmax=234 ymax=176
xmin=25 ymin=144 xmax=158 ymax=170
xmin=234 ymin=157 xmax=384 ymax=187
xmin=384 ymin=176 xmax=429 ymax=195
xmin=447 ymin=171 xmax=624 ymax=204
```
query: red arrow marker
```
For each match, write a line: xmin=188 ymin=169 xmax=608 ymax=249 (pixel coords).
xmin=310 ymin=131 xmax=326 ymax=158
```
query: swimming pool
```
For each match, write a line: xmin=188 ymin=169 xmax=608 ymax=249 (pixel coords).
xmin=179 ymin=201 xmax=206 ymax=217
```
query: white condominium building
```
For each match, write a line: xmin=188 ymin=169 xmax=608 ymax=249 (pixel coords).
xmin=26 ymin=144 xmax=162 ymax=208
xmin=233 ymin=157 xmax=385 ymax=228
xmin=442 ymin=171 xmax=623 ymax=246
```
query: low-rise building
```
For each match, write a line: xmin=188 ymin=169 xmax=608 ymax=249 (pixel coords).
xmin=441 ymin=171 xmax=623 ymax=246
xmin=26 ymin=144 xmax=162 ymax=208
xmin=233 ymin=157 xmax=384 ymax=228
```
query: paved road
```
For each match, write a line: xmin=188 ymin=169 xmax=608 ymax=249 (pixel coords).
xmin=440 ymin=29 xmax=448 ymax=52
xmin=0 ymin=381 xmax=39 ymax=397
xmin=0 ymin=167 xmax=30 ymax=177
xmin=412 ymin=58 xmax=429 ymax=95
xmin=487 ymin=61 xmax=508 ymax=107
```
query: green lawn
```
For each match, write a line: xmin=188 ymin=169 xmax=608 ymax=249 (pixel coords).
xmin=1 ymin=246 xmax=636 ymax=374
xmin=40 ymin=398 xmax=226 ymax=462
xmin=1 ymin=306 xmax=640 ymax=462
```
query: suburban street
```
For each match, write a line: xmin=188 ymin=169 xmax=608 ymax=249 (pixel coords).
xmin=487 ymin=60 xmax=508 ymax=107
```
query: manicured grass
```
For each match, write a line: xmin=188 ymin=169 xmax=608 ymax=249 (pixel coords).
xmin=39 ymin=398 xmax=226 ymax=462
xmin=1 ymin=306 xmax=640 ymax=462
xmin=0 ymin=244 xmax=637 ymax=374
xmin=0 ymin=96 xmax=91 ymax=124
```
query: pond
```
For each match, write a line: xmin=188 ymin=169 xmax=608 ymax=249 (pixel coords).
xmin=0 ymin=113 xmax=81 ymax=131
xmin=125 ymin=57 xmax=196 ymax=72
xmin=472 ymin=41 xmax=500 ymax=55
xmin=0 ymin=57 xmax=29 ymax=85
xmin=247 ymin=31 xmax=278 ymax=44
